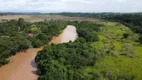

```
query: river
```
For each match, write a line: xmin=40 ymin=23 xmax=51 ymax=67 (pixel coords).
xmin=0 ymin=25 xmax=77 ymax=80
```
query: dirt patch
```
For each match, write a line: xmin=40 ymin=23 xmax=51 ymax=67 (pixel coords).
xmin=0 ymin=15 xmax=102 ymax=22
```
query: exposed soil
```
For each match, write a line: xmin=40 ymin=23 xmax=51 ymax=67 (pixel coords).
xmin=0 ymin=15 xmax=102 ymax=22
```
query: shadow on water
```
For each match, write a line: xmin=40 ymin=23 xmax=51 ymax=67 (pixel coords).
xmin=31 ymin=70 xmax=38 ymax=75
xmin=31 ymin=59 xmax=37 ymax=68
xmin=31 ymin=59 xmax=38 ymax=76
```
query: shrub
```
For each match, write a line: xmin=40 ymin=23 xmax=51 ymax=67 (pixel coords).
xmin=120 ymin=44 xmax=136 ymax=58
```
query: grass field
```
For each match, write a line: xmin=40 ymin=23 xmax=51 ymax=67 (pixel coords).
xmin=85 ymin=22 xmax=142 ymax=80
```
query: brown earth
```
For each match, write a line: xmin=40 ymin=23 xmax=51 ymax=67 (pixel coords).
xmin=0 ymin=15 xmax=102 ymax=22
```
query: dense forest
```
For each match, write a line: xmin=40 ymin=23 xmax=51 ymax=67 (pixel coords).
xmin=35 ymin=21 xmax=101 ymax=80
xmin=0 ymin=19 xmax=66 ymax=66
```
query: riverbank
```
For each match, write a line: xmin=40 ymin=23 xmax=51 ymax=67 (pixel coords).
xmin=0 ymin=25 xmax=77 ymax=80
xmin=0 ymin=47 xmax=42 ymax=80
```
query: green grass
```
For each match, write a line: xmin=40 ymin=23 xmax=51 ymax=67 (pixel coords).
xmin=94 ymin=45 xmax=142 ymax=79
xmin=86 ymin=22 xmax=142 ymax=79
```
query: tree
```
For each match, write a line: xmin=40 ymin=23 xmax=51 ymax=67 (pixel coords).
xmin=120 ymin=44 xmax=136 ymax=58
xmin=139 ymin=35 xmax=142 ymax=44
xmin=123 ymin=33 xmax=129 ymax=39
xmin=18 ymin=18 xmax=25 ymax=30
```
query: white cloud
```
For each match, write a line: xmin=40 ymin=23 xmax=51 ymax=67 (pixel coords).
xmin=0 ymin=0 xmax=141 ymax=12
xmin=115 ymin=0 xmax=126 ymax=3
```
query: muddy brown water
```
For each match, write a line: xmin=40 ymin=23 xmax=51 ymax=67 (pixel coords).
xmin=0 ymin=25 xmax=77 ymax=80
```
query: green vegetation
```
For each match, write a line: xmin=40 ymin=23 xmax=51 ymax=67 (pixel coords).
xmin=0 ymin=19 xmax=30 ymax=66
xmin=35 ymin=21 xmax=100 ymax=80
xmin=0 ymin=14 xmax=142 ymax=80
xmin=92 ymin=22 xmax=142 ymax=80
xmin=36 ymin=39 xmax=97 ymax=80
xmin=57 ymin=12 xmax=142 ymax=32
xmin=57 ymin=12 xmax=142 ymax=43
xmin=0 ymin=19 xmax=66 ymax=66
xmin=35 ymin=21 xmax=142 ymax=80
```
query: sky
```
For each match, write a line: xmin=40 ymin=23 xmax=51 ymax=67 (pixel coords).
xmin=0 ymin=0 xmax=142 ymax=12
